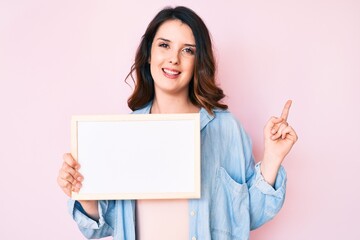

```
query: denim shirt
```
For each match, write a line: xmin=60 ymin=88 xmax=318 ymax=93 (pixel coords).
xmin=68 ymin=104 xmax=287 ymax=240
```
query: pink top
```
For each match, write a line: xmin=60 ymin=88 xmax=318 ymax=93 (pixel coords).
xmin=136 ymin=199 xmax=189 ymax=239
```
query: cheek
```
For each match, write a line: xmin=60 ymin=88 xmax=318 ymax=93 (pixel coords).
xmin=149 ymin=62 xmax=159 ymax=81
xmin=184 ymin=59 xmax=195 ymax=75
xmin=149 ymin=51 xmax=161 ymax=75
xmin=183 ymin=64 xmax=195 ymax=85
xmin=151 ymin=54 xmax=162 ymax=65
xmin=150 ymin=47 xmax=166 ymax=64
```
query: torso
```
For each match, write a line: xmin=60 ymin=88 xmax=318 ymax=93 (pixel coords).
xmin=135 ymin=98 xmax=196 ymax=239
xmin=136 ymin=199 xmax=189 ymax=239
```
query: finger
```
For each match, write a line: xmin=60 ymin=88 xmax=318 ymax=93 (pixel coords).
xmin=60 ymin=170 xmax=74 ymax=184
xmin=58 ymin=169 xmax=77 ymax=187
xmin=265 ymin=116 xmax=283 ymax=133
xmin=59 ymin=168 xmax=78 ymax=185
xmin=281 ymin=126 xmax=298 ymax=142
xmin=61 ymin=161 xmax=83 ymax=182
xmin=63 ymin=153 xmax=80 ymax=170
xmin=280 ymin=100 xmax=292 ymax=121
xmin=58 ymin=172 xmax=83 ymax=194
xmin=266 ymin=117 xmax=284 ymax=138
xmin=271 ymin=120 xmax=288 ymax=134
xmin=57 ymin=176 xmax=72 ymax=197
xmin=72 ymin=182 xmax=82 ymax=193
xmin=271 ymin=122 xmax=288 ymax=140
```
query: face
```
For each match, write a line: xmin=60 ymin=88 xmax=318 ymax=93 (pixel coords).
xmin=149 ymin=19 xmax=196 ymax=97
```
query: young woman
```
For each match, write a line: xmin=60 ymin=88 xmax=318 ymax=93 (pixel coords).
xmin=57 ymin=6 xmax=298 ymax=240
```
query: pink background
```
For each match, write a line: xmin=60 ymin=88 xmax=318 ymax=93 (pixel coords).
xmin=1 ymin=0 xmax=359 ymax=239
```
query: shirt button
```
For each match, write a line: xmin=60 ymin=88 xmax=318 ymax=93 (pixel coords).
xmin=191 ymin=237 xmax=197 ymax=240
xmin=190 ymin=211 xmax=196 ymax=216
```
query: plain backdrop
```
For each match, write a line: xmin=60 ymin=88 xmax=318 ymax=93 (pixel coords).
xmin=1 ymin=0 xmax=359 ymax=239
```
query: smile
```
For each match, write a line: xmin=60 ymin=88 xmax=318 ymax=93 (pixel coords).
xmin=162 ymin=68 xmax=181 ymax=77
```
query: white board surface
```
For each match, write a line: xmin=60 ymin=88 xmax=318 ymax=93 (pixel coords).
xmin=71 ymin=114 xmax=200 ymax=200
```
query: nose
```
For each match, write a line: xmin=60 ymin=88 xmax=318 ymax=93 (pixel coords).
xmin=168 ymin=50 xmax=180 ymax=65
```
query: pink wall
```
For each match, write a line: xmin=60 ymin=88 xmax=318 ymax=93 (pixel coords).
xmin=1 ymin=0 xmax=359 ymax=239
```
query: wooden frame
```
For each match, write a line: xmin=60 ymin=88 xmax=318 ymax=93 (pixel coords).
xmin=71 ymin=114 xmax=201 ymax=200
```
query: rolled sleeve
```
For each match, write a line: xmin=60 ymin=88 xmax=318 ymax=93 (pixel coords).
xmin=248 ymin=162 xmax=287 ymax=230
xmin=253 ymin=162 xmax=287 ymax=198
xmin=67 ymin=199 xmax=113 ymax=238
xmin=67 ymin=200 xmax=109 ymax=229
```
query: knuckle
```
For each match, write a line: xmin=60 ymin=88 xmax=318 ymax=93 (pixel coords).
xmin=64 ymin=153 xmax=76 ymax=166
xmin=64 ymin=182 xmax=71 ymax=188
xmin=74 ymin=172 xmax=82 ymax=181
xmin=64 ymin=164 xmax=74 ymax=173
xmin=65 ymin=174 xmax=73 ymax=182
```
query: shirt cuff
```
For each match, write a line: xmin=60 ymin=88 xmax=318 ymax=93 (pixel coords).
xmin=253 ymin=162 xmax=287 ymax=198
xmin=67 ymin=199 xmax=108 ymax=229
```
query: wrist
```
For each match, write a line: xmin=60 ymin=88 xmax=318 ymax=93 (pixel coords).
xmin=260 ymin=157 xmax=282 ymax=187
xmin=263 ymin=150 xmax=284 ymax=167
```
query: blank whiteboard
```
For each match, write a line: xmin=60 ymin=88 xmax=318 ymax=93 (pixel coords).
xmin=70 ymin=114 xmax=200 ymax=200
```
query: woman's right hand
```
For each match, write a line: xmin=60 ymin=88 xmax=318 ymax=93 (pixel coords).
xmin=57 ymin=153 xmax=100 ymax=220
xmin=57 ymin=153 xmax=83 ymax=197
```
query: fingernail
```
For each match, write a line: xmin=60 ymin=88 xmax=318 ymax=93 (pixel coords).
xmin=77 ymin=176 xmax=83 ymax=182
xmin=76 ymin=182 xmax=82 ymax=188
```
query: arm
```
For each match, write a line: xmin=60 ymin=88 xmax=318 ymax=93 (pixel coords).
xmin=77 ymin=200 xmax=100 ymax=221
xmin=245 ymin=100 xmax=297 ymax=229
xmin=57 ymin=153 xmax=100 ymax=220
xmin=218 ymin=112 xmax=287 ymax=230
xmin=68 ymin=199 xmax=114 ymax=239
xmin=247 ymin=161 xmax=287 ymax=230
xmin=236 ymin=124 xmax=287 ymax=230
xmin=58 ymin=153 xmax=113 ymax=238
xmin=261 ymin=100 xmax=298 ymax=186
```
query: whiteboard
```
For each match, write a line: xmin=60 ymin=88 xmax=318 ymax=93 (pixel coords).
xmin=70 ymin=114 xmax=200 ymax=200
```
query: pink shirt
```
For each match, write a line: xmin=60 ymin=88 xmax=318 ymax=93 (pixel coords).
xmin=136 ymin=199 xmax=189 ymax=239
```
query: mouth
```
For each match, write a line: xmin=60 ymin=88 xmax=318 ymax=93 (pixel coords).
xmin=162 ymin=68 xmax=181 ymax=78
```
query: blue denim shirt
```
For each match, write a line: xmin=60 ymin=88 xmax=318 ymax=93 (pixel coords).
xmin=68 ymin=104 xmax=286 ymax=240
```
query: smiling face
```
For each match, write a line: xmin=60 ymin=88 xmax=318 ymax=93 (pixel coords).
xmin=149 ymin=19 xmax=196 ymax=98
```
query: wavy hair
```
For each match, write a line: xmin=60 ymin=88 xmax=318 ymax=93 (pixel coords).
xmin=126 ymin=6 xmax=227 ymax=114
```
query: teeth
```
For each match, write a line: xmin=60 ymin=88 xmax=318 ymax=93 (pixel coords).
xmin=163 ymin=69 xmax=180 ymax=75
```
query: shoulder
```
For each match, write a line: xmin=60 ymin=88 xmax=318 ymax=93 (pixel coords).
xmin=209 ymin=108 xmax=251 ymax=143
xmin=131 ymin=102 xmax=152 ymax=114
xmin=201 ymin=108 xmax=241 ymax=132
xmin=212 ymin=108 xmax=243 ymax=129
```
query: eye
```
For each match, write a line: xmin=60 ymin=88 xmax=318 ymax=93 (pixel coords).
xmin=158 ymin=42 xmax=169 ymax=48
xmin=182 ymin=47 xmax=195 ymax=56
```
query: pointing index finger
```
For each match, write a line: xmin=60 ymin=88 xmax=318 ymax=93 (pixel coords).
xmin=281 ymin=100 xmax=292 ymax=121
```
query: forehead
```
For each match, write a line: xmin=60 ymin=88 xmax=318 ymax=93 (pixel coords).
xmin=154 ymin=19 xmax=195 ymax=44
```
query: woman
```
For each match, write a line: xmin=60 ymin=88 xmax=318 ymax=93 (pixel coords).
xmin=57 ymin=6 xmax=298 ymax=240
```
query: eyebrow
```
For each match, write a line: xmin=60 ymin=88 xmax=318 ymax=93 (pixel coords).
xmin=156 ymin=37 xmax=196 ymax=48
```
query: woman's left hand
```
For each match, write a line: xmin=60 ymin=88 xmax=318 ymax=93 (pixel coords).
xmin=261 ymin=100 xmax=298 ymax=185
xmin=264 ymin=100 xmax=298 ymax=163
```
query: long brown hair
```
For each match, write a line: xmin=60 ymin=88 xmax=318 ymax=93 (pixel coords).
xmin=126 ymin=6 xmax=227 ymax=114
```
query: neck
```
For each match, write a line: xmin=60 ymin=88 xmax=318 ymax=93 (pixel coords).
xmin=151 ymin=93 xmax=199 ymax=114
